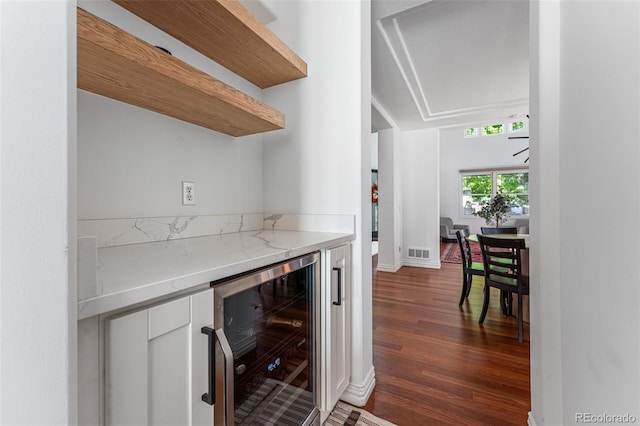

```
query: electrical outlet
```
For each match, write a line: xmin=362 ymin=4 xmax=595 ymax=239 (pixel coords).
xmin=182 ymin=181 xmax=195 ymax=205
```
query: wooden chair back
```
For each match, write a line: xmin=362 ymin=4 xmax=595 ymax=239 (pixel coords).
xmin=455 ymin=228 xmax=473 ymax=269
xmin=476 ymin=235 xmax=528 ymax=342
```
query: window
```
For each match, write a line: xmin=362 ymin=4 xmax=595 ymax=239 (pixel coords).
xmin=464 ymin=127 xmax=479 ymax=138
xmin=462 ymin=174 xmax=492 ymax=215
xmin=463 ymin=121 xmax=527 ymax=138
xmin=497 ymin=171 xmax=529 ymax=215
xmin=510 ymin=121 xmax=526 ymax=132
xmin=482 ymin=124 xmax=503 ymax=136
xmin=461 ymin=169 xmax=529 ymax=216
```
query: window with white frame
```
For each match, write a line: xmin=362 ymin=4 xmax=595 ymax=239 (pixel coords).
xmin=464 ymin=127 xmax=479 ymax=138
xmin=463 ymin=121 xmax=528 ymax=138
xmin=461 ymin=168 xmax=529 ymax=217
xmin=510 ymin=121 xmax=527 ymax=133
xmin=482 ymin=124 xmax=504 ymax=136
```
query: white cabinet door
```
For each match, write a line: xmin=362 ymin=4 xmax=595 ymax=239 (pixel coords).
xmin=322 ymin=244 xmax=351 ymax=414
xmin=106 ymin=289 xmax=214 ymax=426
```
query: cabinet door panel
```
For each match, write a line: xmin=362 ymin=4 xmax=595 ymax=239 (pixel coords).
xmin=331 ymin=245 xmax=350 ymax=398
xmin=149 ymin=325 xmax=190 ymax=425
xmin=107 ymin=310 xmax=148 ymax=426
xmin=191 ymin=289 xmax=215 ymax=425
xmin=322 ymin=244 xmax=351 ymax=416
xmin=148 ymin=296 xmax=191 ymax=340
xmin=330 ymin=255 xmax=347 ymax=392
xmin=106 ymin=289 xmax=214 ymax=426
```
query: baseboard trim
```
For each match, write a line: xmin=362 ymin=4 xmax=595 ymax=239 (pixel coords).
xmin=376 ymin=263 xmax=401 ymax=273
xmin=402 ymin=258 xmax=440 ymax=269
xmin=340 ymin=366 xmax=376 ymax=407
xmin=528 ymin=411 xmax=537 ymax=426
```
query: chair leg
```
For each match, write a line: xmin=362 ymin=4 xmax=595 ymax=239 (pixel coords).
xmin=458 ymin=274 xmax=468 ymax=306
xmin=517 ymin=292 xmax=524 ymax=342
xmin=479 ymin=286 xmax=490 ymax=324
xmin=497 ymin=291 xmax=514 ymax=317
xmin=465 ymin=274 xmax=473 ymax=297
xmin=507 ymin=292 xmax=520 ymax=317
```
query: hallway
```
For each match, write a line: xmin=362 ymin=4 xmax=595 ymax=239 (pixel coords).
xmin=363 ymin=259 xmax=530 ymax=425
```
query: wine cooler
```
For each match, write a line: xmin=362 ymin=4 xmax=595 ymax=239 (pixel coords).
xmin=204 ymin=253 xmax=320 ymax=425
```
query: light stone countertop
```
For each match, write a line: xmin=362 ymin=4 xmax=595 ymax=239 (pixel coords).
xmin=78 ymin=229 xmax=354 ymax=319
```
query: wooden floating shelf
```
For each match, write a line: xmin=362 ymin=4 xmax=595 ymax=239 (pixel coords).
xmin=77 ymin=7 xmax=284 ymax=137
xmin=113 ymin=0 xmax=307 ymax=89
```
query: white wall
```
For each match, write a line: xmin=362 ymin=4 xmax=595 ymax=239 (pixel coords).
xmin=262 ymin=4 xmax=363 ymax=217
xmin=377 ymin=127 xmax=403 ymax=272
xmin=78 ymin=92 xmax=263 ymax=219
xmin=371 ymin=132 xmax=378 ymax=170
xmin=0 ymin=2 xmax=77 ymax=424
xmin=262 ymin=0 xmax=375 ymax=405
xmin=439 ymin=127 xmax=529 ymax=234
xmin=531 ymin=1 xmax=640 ymax=424
xmin=77 ymin=1 xmax=265 ymax=220
xmin=401 ymin=128 xmax=439 ymax=268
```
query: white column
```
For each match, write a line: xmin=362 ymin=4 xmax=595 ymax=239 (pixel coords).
xmin=263 ymin=0 xmax=375 ymax=406
xmin=0 ymin=1 xmax=77 ymax=424
xmin=529 ymin=1 xmax=563 ymax=424
xmin=343 ymin=0 xmax=375 ymax=406
xmin=400 ymin=129 xmax=440 ymax=269
xmin=377 ymin=127 xmax=403 ymax=272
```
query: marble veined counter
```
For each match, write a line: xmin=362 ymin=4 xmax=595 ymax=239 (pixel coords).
xmin=78 ymin=229 xmax=354 ymax=319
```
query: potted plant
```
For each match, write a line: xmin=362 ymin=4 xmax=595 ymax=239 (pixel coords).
xmin=474 ymin=193 xmax=513 ymax=227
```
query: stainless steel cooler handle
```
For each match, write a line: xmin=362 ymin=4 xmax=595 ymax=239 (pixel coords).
xmin=215 ymin=327 xmax=234 ymax=426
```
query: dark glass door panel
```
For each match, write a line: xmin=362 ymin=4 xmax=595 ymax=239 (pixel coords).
xmin=224 ymin=265 xmax=315 ymax=425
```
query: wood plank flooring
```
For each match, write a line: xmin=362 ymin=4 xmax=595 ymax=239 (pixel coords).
xmin=362 ymin=257 xmax=530 ymax=425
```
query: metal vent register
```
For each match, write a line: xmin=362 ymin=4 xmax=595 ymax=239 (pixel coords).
xmin=408 ymin=248 xmax=430 ymax=259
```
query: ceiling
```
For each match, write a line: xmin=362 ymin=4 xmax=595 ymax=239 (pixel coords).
xmin=371 ymin=0 xmax=529 ymax=131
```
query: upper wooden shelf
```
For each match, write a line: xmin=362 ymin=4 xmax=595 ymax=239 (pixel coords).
xmin=77 ymin=8 xmax=284 ymax=137
xmin=113 ymin=0 xmax=308 ymax=89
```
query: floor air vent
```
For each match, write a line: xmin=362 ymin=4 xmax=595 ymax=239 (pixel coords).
xmin=408 ymin=248 xmax=429 ymax=259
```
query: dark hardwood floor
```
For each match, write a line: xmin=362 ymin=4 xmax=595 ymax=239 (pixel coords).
xmin=362 ymin=256 xmax=530 ymax=425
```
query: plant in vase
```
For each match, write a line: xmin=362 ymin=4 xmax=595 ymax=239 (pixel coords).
xmin=474 ymin=193 xmax=513 ymax=227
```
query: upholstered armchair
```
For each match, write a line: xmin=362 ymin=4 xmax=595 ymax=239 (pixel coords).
xmin=440 ymin=217 xmax=470 ymax=242
xmin=514 ymin=218 xmax=529 ymax=234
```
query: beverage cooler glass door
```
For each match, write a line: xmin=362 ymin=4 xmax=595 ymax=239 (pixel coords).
xmin=208 ymin=252 xmax=321 ymax=426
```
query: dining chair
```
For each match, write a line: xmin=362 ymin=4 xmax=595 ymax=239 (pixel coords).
xmin=480 ymin=226 xmax=518 ymax=234
xmin=476 ymin=235 xmax=529 ymax=342
xmin=455 ymin=229 xmax=484 ymax=306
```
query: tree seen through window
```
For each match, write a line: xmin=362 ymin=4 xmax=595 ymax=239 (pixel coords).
xmin=461 ymin=170 xmax=529 ymax=216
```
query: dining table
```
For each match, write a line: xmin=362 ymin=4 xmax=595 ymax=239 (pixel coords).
xmin=468 ymin=233 xmax=530 ymax=322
